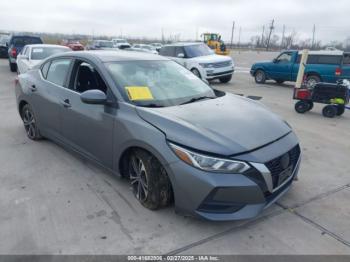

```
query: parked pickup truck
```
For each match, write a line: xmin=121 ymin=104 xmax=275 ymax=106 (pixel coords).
xmin=250 ymin=50 xmax=350 ymax=87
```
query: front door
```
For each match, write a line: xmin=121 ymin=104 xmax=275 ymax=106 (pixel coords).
xmin=267 ymin=52 xmax=293 ymax=81
xmin=60 ymin=60 xmax=116 ymax=168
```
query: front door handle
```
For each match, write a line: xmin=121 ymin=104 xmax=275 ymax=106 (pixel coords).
xmin=61 ymin=99 xmax=71 ymax=108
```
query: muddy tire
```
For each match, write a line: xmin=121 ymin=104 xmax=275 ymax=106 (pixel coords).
xmin=21 ymin=104 xmax=42 ymax=140
xmin=128 ymin=149 xmax=173 ymax=210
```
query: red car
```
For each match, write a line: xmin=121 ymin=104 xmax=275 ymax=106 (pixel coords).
xmin=61 ymin=39 xmax=84 ymax=51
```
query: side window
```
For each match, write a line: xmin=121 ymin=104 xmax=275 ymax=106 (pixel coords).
xmin=296 ymin=55 xmax=318 ymax=64
xmin=277 ymin=53 xmax=292 ymax=63
xmin=71 ymin=61 xmax=107 ymax=94
xmin=343 ymin=54 xmax=350 ymax=65
xmin=317 ymin=55 xmax=342 ymax=65
xmin=46 ymin=59 xmax=71 ymax=86
xmin=175 ymin=47 xmax=185 ymax=57
xmin=41 ymin=61 xmax=51 ymax=79
xmin=159 ymin=46 xmax=175 ymax=57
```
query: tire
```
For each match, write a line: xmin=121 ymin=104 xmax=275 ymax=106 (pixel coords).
xmin=336 ymin=105 xmax=345 ymax=116
xmin=254 ymin=70 xmax=266 ymax=84
xmin=128 ymin=149 xmax=173 ymax=210
xmin=9 ymin=61 xmax=17 ymax=72
xmin=307 ymin=101 xmax=314 ymax=110
xmin=305 ymin=75 xmax=320 ymax=88
xmin=295 ymin=101 xmax=310 ymax=114
xmin=191 ymin=68 xmax=201 ymax=79
xmin=219 ymin=75 xmax=232 ymax=83
xmin=21 ymin=104 xmax=42 ymax=140
xmin=322 ymin=105 xmax=337 ymax=118
xmin=276 ymin=79 xmax=284 ymax=84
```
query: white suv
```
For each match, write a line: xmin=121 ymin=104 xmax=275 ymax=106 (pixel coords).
xmin=112 ymin=38 xmax=131 ymax=49
xmin=159 ymin=42 xmax=234 ymax=83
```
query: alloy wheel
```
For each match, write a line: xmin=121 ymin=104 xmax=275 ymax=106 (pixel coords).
xmin=129 ymin=155 xmax=149 ymax=202
xmin=22 ymin=107 xmax=37 ymax=139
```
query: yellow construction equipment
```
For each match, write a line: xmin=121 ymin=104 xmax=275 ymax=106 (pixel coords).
xmin=201 ymin=33 xmax=230 ymax=56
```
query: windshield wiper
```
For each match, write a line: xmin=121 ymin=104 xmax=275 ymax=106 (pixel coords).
xmin=140 ymin=103 xmax=165 ymax=108
xmin=180 ymin=96 xmax=215 ymax=105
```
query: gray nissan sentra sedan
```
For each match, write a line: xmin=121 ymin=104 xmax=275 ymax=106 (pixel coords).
xmin=15 ymin=51 xmax=301 ymax=221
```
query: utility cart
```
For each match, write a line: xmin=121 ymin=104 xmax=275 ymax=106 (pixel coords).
xmin=294 ymin=80 xmax=350 ymax=118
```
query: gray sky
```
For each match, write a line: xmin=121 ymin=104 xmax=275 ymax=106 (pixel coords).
xmin=0 ymin=0 xmax=349 ymax=44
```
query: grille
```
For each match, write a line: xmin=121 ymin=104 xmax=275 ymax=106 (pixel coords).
xmin=212 ymin=61 xmax=232 ymax=68
xmin=265 ymin=145 xmax=301 ymax=188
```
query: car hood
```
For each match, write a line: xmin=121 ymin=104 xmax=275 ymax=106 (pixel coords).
xmin=136 ymin=93 xmax=291 ymax=156
xmin=191 ymin=54 xmax=232 ymax=64
xmin=252 ymin=61 xmax=273 ymax=67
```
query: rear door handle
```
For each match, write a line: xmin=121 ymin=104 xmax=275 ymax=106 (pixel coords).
xmin=30 ymin=84 xmax=37 ymax=92
xmin=61 ymin=99 xmax=71 ymax=108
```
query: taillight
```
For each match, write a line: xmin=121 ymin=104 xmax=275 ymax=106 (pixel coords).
xmin=295 ymin=89 xmax=311 ymax=100
xmin=335 ymin=67 xmax=342 ymax=76
xmin=11 ymin=47 xmax=17 ymax=57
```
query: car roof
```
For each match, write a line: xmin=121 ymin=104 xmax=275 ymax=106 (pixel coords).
xmin=50 ymin=50 xmax=168 ymax=62
xmin=296 ymin=50 xmax=344 ymax=56
xmin=164 ymin=42 xmax=202 ymax=47
xmin=10 ymin=34 xmax=41 ymax=38
xmin=25 ymin=44 xmax=70 ymax=49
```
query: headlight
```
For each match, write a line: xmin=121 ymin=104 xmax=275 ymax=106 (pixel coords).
xmin=199 ymin=63 xmax=213 ymax=68
xmin=169 ymin=143 xmax=251 ymax=173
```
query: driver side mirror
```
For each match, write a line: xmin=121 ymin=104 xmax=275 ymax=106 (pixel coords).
xmin=177 ymin=53 xmax=185 ymax=58
xmin=273 ymin=58 xmax=278 ymax=63
xmin=80 ymin=89 xmax=107 ymax=105
xmin=19 ymin=54 xmax=29 ymax=60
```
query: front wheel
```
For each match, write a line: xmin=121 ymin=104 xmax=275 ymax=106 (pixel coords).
xmin=254 ymin=70 xmax=266 ymax=84
xmin=219 ymin=74 xmax=232 ymax=83
xmin=21 ymin=104 xmax=42 ymax=140
xmin=128 ymin=149 xmax=173 ymax=210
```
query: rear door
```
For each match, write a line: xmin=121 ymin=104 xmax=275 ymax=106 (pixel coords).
xmin=31 ymin=58 xmax=73 ymax=140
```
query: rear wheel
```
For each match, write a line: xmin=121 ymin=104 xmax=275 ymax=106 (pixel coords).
xmin=254 ymin=70 xmax=266 ymax=84
xmin=322 ymin=105 xmax=337 ymax=118
xmin=336 ymin=105 xmax=345 ymax=116
xmin=305 ymin=75 xmax=320 ymax=88
xmin=21 ymin=104 xmax=42 ymax=140
xmin=295 ymin=101 xmax=310 ymax=114
xmin=219 ymin=74 xmax=232 ymax=83
xmin=128 ymin=149 xmax=172 ymax=210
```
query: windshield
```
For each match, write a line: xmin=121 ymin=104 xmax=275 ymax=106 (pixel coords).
xmin=31 ymin=47 xmax=69 ymax=60
xmin=106 ymin=60 xmax=215 ymax=107
xmin=184 ymin=44 xmax=213 ymax=58
xmin=98 ymin=41 xmax=114 ymax=48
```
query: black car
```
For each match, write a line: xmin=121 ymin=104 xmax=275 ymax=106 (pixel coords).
xmin=7 ymin=34 xmax=43 ymax=72
xmin=0 ymin=35 xmax=9 ymax=58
